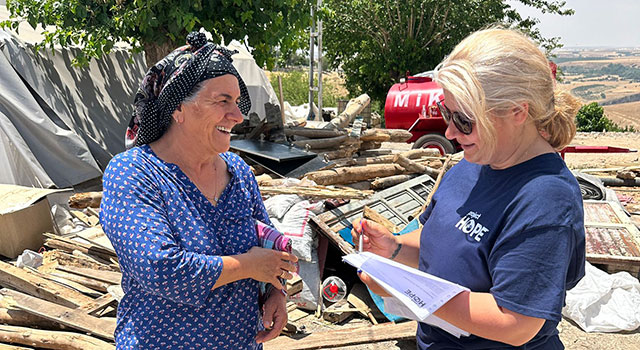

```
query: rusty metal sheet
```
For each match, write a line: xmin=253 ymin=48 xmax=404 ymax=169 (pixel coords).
xmin=583 ymin=200 xmax=640 ymax=267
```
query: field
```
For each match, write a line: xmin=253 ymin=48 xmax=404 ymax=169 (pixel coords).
xmin=556 ymin=48 xmax=640 ymax=129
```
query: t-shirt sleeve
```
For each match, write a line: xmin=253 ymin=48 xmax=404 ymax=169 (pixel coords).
xmin=488 ymin=225 xmax=577 ymax=322
xmin=100 ymin=154 xmax=222 ymax=308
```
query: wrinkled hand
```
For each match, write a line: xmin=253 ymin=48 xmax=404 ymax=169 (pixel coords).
xmin=352 ymin=219 xmax=398 ymax=259
xmin=245 ymin=247 xmax=298 ymax=290
xmin=256 ymin=289 xmax=287 ymax=343
xmin=358 ymin=271 xmax=391 ymax=298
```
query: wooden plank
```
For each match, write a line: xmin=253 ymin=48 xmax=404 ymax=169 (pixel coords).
xmin=0 ymin=289 xmax=115 ymax=341
xmin=286 ymin=275 xmax=303 ymax=296
xmin=44 ymin=235 xmax=116 ymax=262
xmin=25 ymin=267 xmax=102 ymax=298
xmin=70 ymin=210 xmax=100 ymax=227
xmin=0 ymin=324 xmax=114 ymax=350
xmin=56 ymin=265 xmax=121 ymax=285
xmin=264 ymin=321 xmax=417 ymax=350
xmin=79 ymin=292 xmax=117 ymax=316
xmin=0 ymin=261 xmax=93 ymax=308
xmin=0 ymin=343 xmax=33 ymax=349
xmin=49 ymin=270 xmax=110 ymax=293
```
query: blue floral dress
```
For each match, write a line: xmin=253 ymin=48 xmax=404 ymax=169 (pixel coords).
xmin=100 ymin=144 xmax=269 ymax=349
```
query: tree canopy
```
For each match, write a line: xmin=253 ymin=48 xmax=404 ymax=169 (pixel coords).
xmin=1 ymin=0 xmax=311 ymax=68
xmin=322 ymin=0 xmax=574 ymax=103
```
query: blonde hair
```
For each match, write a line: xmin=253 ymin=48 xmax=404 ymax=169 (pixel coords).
xmin=434 ymin=27 xmax=581 ymax=151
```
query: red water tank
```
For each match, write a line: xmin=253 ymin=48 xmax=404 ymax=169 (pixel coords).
xmin=384 ymin=75 xmax=456 ymax=154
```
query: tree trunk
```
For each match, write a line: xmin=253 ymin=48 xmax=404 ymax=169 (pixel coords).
xmin=143 ymin=40 xmax=181 ymax=69
xmin=371 ymin=174 xmax=419 ymax=190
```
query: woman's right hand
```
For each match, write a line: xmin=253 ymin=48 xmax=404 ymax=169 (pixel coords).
xmin=351 ymin=219 xmax=399 ymax=259
xmin=243 ymin=247 xmax=298 ymax=290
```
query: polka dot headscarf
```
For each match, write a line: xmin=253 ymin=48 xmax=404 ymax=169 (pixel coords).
xmin=125 ymin=32 xmax=251 ymax=149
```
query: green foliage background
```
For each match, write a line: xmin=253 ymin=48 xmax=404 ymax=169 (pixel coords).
xmin=575 ymin=102 xmax=636 ymax=132
xmin=269 ymin=70 xmax=348 ymax=107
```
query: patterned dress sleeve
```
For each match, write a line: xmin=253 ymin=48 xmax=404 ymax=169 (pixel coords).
xmin=100 ymin=153 xmax=221 ymax=308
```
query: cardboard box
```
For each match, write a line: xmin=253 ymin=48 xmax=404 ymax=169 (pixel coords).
xmin=0 ymin=184 xmax=59 ymax=259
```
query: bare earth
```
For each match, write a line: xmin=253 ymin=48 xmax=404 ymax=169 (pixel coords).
xmin=291 ymin=132 xmax=640 ymax=349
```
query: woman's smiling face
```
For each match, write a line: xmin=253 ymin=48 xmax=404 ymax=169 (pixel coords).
xmin=178 ymin=74 xmax=244 ymax=154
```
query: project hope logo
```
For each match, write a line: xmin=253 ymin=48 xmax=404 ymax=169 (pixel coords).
xmin=455 ymin=211 xmax=490 ymax=242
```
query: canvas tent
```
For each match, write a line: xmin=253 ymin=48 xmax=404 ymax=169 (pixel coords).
xmin=0 ymin=20 xmax=280 ymax=189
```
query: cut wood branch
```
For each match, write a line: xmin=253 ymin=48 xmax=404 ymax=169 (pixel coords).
xmin=363 ymin=206 xmax=400 ymax=234
xmin=284 ymin=127 xmax=347 ymax=139
xmin=358 ymin=141 xmax=382 ymax=151
xmin=259 ymin=185 xmax=373 ymax=200
xmin=371 ymin=174 xmax=419 ymax=190
xmin=304 ymin=164 xmax=405 ymax=185
xmin=292 ymin=135 xmax=350 ymax=150
xmin=327 ymin=94 xmax=370 ymax=129
xmin=68 ymin=192 xmax=102 ymax=209
xmin=0 ymin=289 xmax=115 ymax=341
xmin=359 ymin=130 xmax=391 ymax=142
xmin=0 ymin=324 xmax=115 ymax=350
xmin=394 ymin=154 xmax=439 ymax=177
xmin=264 ymin=321 xmax=417 ymax=350
xmin=373 ymin=128 xmax=414 ymax=142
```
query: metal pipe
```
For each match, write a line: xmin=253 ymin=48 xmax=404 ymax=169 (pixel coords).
xmin=317 ymin=0 xmax=323 ymax=117
xmin=307 ymin=3 xmax=315 ymax=120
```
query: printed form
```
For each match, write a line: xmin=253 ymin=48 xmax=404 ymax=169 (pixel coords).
xmin=343 ymin=252 xmax=470 ymax=338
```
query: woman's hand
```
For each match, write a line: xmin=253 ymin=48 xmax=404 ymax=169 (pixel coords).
xmin=243 ymin=247 xmax=298 ymax=290
xmin=255 ymin=289 xmax=287 ymax=343
xmin=352 ymin=219 xmax=399 ymax=259
xmin=358 ymin=271 xmax=392 ymax=297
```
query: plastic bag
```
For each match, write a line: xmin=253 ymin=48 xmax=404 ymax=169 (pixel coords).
xmin=16 ymin=249 xmax=43 ymax=269
xmin=562 ymin=262 xmax=640 ymax=332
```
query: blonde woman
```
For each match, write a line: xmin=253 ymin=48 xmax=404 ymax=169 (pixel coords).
xmin=353 ymin=28 xmax=585 ymax=349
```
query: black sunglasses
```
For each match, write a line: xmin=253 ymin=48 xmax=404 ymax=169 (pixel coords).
xmin=436 ymin=100 xmax=474 ymax=135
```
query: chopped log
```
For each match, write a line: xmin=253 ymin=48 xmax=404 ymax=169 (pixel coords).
xmin=56 ymin=266 xmax=121 ymax=285
xmin=394 ymin=154 xmax=439 ymax=177
xmin=316 ymin=145 xmax=359 ymax=160
xmin=284 ymin=127 xmax=347 ymax=139
xmin=400 ymin=148 xmax=441 ymax=158
xmin=375 ymin=128 xmax=414 ymax=142
xmin=259 ymin=185 xmax=372 ymax=200
xmin=292 ymin=135 xmax=349 ymax=150
xmin=0 ymin=289 xmax=115 ymax=341
xmin=0 ymin=324 xmax=115 ymax=350
xmin=68 ymin=192 xmax=102 ymax=209
xmin=358 ymin=130 xmax=391 ymax=142
xmin=0 ymin=261 xmax=93 ymax=308
xmin=264 ymin=321 xmax=417 ymax=350
xmin=48 ymin=271 xmax=110 ymax=293
xmin=304 ymin=164 xmax=405 ymax=186
xmin=328 ymin=94 xmax=370 ymax=129
xmin=358 ymin=141 xmax=382 ymax=150
xmin=371 ymin=174 xmax=419 ymax=190
xmin=617 ymin=170 xmax=637 ymax=180
xmin=363 ymin=206 xmax=400 ymax=233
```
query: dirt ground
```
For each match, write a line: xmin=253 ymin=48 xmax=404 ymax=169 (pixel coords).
xmin=291 ymin=132 xmax=640 ymax=349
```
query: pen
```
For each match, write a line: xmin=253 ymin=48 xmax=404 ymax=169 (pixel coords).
xmin=358 ymin=219 xmax=364 ymax=253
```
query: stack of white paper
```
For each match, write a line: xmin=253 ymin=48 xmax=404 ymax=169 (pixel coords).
xmin=343 ymin=252 xmax=470 ymax=338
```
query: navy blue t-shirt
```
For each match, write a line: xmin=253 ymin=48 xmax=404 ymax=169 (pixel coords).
xmin=417 ymin=153 xmax=585 ymax=349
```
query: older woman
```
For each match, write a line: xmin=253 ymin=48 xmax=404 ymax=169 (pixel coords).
xmin=353 ymin=28 xmax=585 ymax=349
xmin=100 ymin=32 xmax=298 ymax=349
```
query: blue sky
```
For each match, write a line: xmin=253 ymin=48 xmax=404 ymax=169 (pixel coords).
xmin=509 ymin=0 xmax=640 ymax=48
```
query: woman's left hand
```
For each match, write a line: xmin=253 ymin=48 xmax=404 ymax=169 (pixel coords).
xmin=255 ymin=289 xmax=287 ymax=343
xmin=358 ymin=271 xmax=391 ymax=298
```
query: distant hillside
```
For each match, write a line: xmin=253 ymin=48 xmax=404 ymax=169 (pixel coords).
xmin=601 ymin=92 xmax=640 ymax=106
